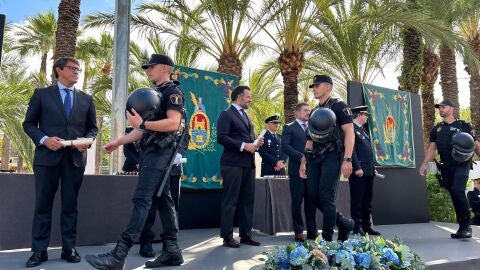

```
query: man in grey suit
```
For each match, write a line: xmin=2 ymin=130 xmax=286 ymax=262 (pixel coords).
xmin=282 ymin=103 xmax=317 ymax=242
xmin=23 ymin=57 xmax=98 ymax=267
xmin=217 ymin=86 xmax=264 ymax=248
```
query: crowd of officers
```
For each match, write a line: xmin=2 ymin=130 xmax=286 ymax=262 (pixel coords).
xmin=22 ymin=53 xmax=480 ymax=269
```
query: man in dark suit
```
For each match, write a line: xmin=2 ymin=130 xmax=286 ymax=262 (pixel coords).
xmin=281 ymin=103 xmax=317 ymax=241
xmin=217 ymin=86 xmax=264 ymax=248
xmin=23 ymin=57 xmax=98 ymax=267
xmin=259 ymin=115 xmax=287 ymax=176
xmin=349 ymin=106 xmax=380 ymax=236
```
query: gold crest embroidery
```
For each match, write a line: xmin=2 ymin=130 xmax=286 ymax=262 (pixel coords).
xmin=343 ymin=107 xmax=352 ymax=116
xmin=169 ymin=94 xmax=183 ymax=105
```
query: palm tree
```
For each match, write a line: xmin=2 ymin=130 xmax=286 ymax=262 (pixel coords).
xmin=308 ymin=0 xmax=399 ymax=94
xmin=459 ymin=11 xmax=480 ymax=138
xmin=52 ymin=0 xmax=81 ymax=80
xmin=247 ymin=70 xmax=283 ymax=135
xmin=420 ymin=47 xmax=440 ymax=147
xmin=84 ymin=0 xmax=279 ymax=80
xmin=12 ymin=12 xmax=56 ymax=74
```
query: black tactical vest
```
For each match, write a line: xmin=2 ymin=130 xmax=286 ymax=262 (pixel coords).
xmin=434 ymin=120 xmax=471 ymax=165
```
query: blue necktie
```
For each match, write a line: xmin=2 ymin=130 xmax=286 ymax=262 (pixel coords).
xmin=63 ymin=89 xmax=72 ymax=118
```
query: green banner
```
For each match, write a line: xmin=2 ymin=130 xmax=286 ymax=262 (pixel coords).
xmin=362 ymin=84 xmax=415 ymax=167
xmin=173 ymin=66 xmax=238 ymax=189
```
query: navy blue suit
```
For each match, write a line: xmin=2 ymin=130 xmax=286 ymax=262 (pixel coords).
xmin=217 ymin=105 xmax=256 ymax=240
xmin=349 ymin=123 xmax=376 ymax=229
xmin=281 ymin=121 xmax=317 ymax=235
xmin=23 ymin=84 xmax=97 ymax=251
xmin=259 ymin=130 xmax=287 ymax=176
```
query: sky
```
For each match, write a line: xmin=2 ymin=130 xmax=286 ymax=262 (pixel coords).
xmin=0 ymin=0 xmax=473 ymax=108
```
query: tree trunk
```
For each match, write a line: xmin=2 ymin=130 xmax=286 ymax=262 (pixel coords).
xmin=17 ymin=155 xmax=23 ymax=172
xmin=94 ymin=118 xmax=103 ymax=174
xmin=466 ymin=38 xmax=480 ymax=138
xmin=278 ymin=50 xmax=304 ymax=123
xmin=52 ymin=0 xmax=81 ymax=82
xmin=420 ymin=48 xmax=440 ymax=149
xmin=40 ymin=52 xmax=48 ymax=75
xmin=439 ymin=44 xmax=459 ymax=117
xmin=217 ymin=51 xmax=243 ymax=80
xmin=399 ymin=27 xmax=423 ymax=93
xmin=1 ymin=135 xmax=10 ymax=170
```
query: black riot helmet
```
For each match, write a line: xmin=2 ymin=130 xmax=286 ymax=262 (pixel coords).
xmin=451 ymin=131 xmax=475 ymax=162
xmin=307 ymin=108 xmax=337 ymax=142
xmin=126 ymin=88 xmax=163 ymax=121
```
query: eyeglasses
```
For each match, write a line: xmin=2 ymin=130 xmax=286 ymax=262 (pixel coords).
xmin=65 ymin=66 xmax=82 ymax=73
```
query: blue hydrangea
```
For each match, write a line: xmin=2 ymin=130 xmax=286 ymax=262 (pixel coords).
xmin=334 ymin=249 xmax=356 ymax=267
xmin=354 ymin=252 xmax=372 ymax=269
xmin=343 ymin=239 xmax=362 ymax=251
xmin=289 ymin=244 xmax=310 ymax=266
xmin=278 ymin=248 xmax=289 ymax=269
xmin=381 ymin=248 xmax=400 ymax=266
xmin=400 ymin=252 xmax=414 ymax=268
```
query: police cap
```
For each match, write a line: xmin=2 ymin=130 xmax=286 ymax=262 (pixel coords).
xmin=309 ymin=75 xmax=333 ymax=88
xmin=350 ymin=105 xmax=370 ymax=115
xmin=142 ymin=54 xmax=174 ymax=69
xmin=265 ymin=115 xmax=281 ymax=123
xmin=434 ymin=100 xmax=454 ymax=108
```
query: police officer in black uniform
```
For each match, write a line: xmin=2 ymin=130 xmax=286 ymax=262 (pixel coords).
xmin=468 ymin=178 xmax=480 ymax=225
xmin=259 ymin=115 xmax=288 ymax=176
xmin=299 ymin=75 xmax=355 ymax=242
xmin=349 ymin=106 xmax=381 ymax=236
xmin=420 ymin=100 xmax=480 ymax=239
xmin=85 ymin=54 xmax=185 ymax=269
xmin=122 ymin=127 xmax=140 ymax=173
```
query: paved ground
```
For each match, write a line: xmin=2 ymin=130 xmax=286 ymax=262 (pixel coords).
xmin=1 ymin=222 xmax=479 ymax=270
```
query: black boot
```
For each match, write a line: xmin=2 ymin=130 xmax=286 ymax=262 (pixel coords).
xmin=85 ymin=240 xmax=130 ymax=270
xmin=337 ymin=213 xmax=354 ymax=242
xmin=139 ymin=241 xmax=155 ymax=258
xmin=144 ymin=239 xmax=183 ymax=268
xmin=321 ymin=230 xmax=334 ymax=242
xmin=352 ymin=224 xmax=365 ymax=236
xmin=451 ymin=225 xmax=472 ymax=239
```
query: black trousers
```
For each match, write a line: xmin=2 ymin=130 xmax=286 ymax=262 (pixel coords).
xmin=441 ymin=164 xmax=470 ymax=226
xmin=140 ymin=174 xmax=181 ymax=243
xmin=306 ymin=151 xmax=342 ymax=234
xmin=120 ymin=147 xmax=177 ymax=247
xmin=348 ymin=174 xmax=374 ymax=228
xmin=31 ymin=153 xmax=85 ymax=251
xmin=289 ymin=174 xmax=317 ymax=234
xmin=220 ymin=166 xmax=255 ymax=240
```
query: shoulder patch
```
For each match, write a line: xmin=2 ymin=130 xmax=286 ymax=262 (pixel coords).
xmin=343 ymin=107 xmax=352 ymax=116
xmin=169 ymin=94 xmax=183 ymax=105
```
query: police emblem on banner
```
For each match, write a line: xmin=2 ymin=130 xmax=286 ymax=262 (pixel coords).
xmin=189 ymin=93 xmax=210 ymax=149
xmin=383 ymin=105 xmax=396 ymax=144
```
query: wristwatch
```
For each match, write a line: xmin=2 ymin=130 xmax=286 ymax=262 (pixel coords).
xmin=343 ymin=157 xmax=352 ymax=162
xmin=139 ymin=120 xmax=146 ymax=130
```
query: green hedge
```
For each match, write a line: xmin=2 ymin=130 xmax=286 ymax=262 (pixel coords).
xmin=425 ymin=173 xmax=456 ymax=223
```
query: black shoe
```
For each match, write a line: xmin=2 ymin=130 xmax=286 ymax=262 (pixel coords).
xmin=85 ymin=240 xmax=130 ymax=270
xmin=26 ymin=251 xmax=48 ymax=268
xmin=144 ymin=251 xmax=184 ymax=268
xmin=307 ymin=231 xmax=319 ymax=240
xmin=294 ymin=233 xmax=305 ymax=242
xmin=337 ymin=216 xmax=355 ymax=242
xmin=353 ymin=226 xmax=365 ymax=236
xmin=139 ymin=242 xmax=155 ymax=258
xmin=363 ymin=226 xmax=381 ymax=236
xmin=145 ymin=240 xmax=183 ymax=268
xmin=321 ymin=231 xmax=333 ymax=242
xmin=223 ymin=238 xmax=240 ymax=248
xmin=240 ymin=237 xmax=261 ymax=246
xmin=61 ymin=248 xmax=81 ymax=263
xmin=451 ymin=226 xmax=472 ymax=239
